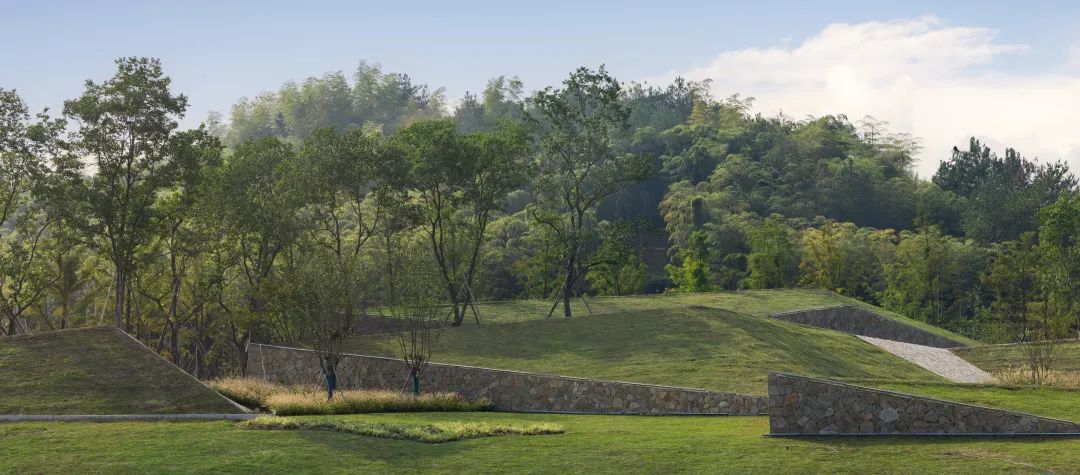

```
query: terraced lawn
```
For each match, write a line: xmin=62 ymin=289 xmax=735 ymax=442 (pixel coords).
xmin=847 ymin=380 xmax=1080 ymax=422
xmin=455 ymin=289 xmax=975 ymax=346
xmin=0 ymin=327 xmax=241 ymax=414
xmin=344 ymin=306 xmax=946 ymax=395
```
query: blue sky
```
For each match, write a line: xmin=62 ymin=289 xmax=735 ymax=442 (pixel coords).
xmin=3 ymin=0 xmax=1079 ymax=174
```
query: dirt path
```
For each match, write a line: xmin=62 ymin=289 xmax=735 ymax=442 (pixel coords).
xmin=858 ymin=336 xmax=993 ymax=384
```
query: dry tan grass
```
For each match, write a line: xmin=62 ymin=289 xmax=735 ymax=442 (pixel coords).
xmin=993 ymin=368 xmax=1080 ymax=389
xmin=265 ymin=389 xmax=490 ymax=416
xmin=208 ymin=377 xmax=293 ymax=410
xmin=208 ymin=377 xmax=490 ymax=415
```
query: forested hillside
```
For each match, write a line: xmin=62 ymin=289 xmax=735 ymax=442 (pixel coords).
xmin=2 ymin=57 xmax=1078 ymax=377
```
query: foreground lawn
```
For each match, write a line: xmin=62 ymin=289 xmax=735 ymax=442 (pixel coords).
xmin=345 ymin=306 xmax=945 ymax=395
xmin=953 ymin=341 xmax=1080 ymax=374
xmin=0 ymin=327 xmax=240 ymax=414
xmin=461 ymin=289 xmax=975 ymax=345
xmin=4 ymin=412 xmax=1079 ymax=474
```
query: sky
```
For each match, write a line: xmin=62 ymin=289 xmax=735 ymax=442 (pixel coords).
xmin=3 ymin=0 xmax=1079 ymax=176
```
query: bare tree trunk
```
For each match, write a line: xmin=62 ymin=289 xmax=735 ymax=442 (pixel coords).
xmin=562 ymin=254 xmax=575 ymax=318
xmin=113 ymin=268 xmax=125 ymax=328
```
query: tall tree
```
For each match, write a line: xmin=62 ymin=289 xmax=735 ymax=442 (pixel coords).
xmin=1039 ymin=193 xmax=1080 ymax=337
xmin=529 ymin=66 xmax=651 ymax=317
xmin=63 ymin=57 xmax=190 ymax=329
xmin=208 ymin=136 xmax=304 ymax=373
xmin=984 ymin=232 xmax=1041 ymax=339
xmin=299 ymin=127 xmax=395 ymax=331
xmin=396 ymin=120 xmax=528 ymax=326
xmin=743 ymin=215 xmax=800 ymax=289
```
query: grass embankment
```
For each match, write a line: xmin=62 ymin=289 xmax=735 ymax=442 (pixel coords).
xmin=0 ymin=327 xmax=240 ymax=415
xmin=238 ymin=416 xmax=562 ymax=443
xmin=847 ymin=380 xmax=1080 ymax=422
xmin=954 ymin=341 xmax=1080 ymax=374
xmin=209 ymin=378 xmax=489 ymax=415
xmin=345 ymin=306 xmax=946 ymax=395
xmin=461 ymin=289 xmax=975 ymax=345
xmin=5 ymin=413 xmax=1080 ymax=473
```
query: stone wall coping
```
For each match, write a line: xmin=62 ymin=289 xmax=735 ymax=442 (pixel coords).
xmin=769 ymin=372 xmax=1080 ymax=426
xmin=252 ymin=343 xmax=760 ymax=398
xmin=767 ymin=305 xmax=967 ymax=348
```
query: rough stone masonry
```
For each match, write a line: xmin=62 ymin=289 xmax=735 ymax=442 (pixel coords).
xmin=768 ymin=372 xmax=1080 ymax=435
xmin=249 ymin=343 xmax=767 ymax=415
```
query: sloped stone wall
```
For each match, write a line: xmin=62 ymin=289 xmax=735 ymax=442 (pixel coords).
xmin=768 ymin=372 xmax=1080 ymax=435
xmin=769 ymin=306 xmax=964 ymax=348
xmin=249 ymin=344 xmax=767 ymax=415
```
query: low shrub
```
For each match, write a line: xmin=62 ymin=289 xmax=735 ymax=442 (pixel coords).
xmin=238 ymin=416 xmax=563 ymax=444
xmin=266 ymin=389 xmax=492 ymax=416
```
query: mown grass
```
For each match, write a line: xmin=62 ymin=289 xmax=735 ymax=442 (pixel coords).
xmin=344 ymin=306 xmax=946 ymax=395
xmin=0 ymin=327 xmax=240 ymax=415
xmin=238 ymin=416 xmax=562 ymax=443
xmin=860 ymin=380 xmax=1080 ymax=422
xmin=457 ymin=289 xmax=975 ymax=345
xmin=5 ymin=413 xmax=1080 ymax=474
xmin=208 ymin=377 xmax=489 ymax=415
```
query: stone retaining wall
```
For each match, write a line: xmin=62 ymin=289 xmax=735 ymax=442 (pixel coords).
xmin=768 ymin=372 xmax=1080 ymax=435
xmin=769 ymin=306 xmax=964 ymax=348
xmin=250 ymin=344 xmax=767 ymax=415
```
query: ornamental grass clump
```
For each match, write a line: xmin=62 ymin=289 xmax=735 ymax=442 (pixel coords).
xmin=238 ymin=416 xmax=563 ymax=444
xmin=994 ymin=367 xmax=1080 ymax=389
xmin=208 ymin=377 xmax=291 ymax=410
xmin=265 ymin=389 xmax=491 ymax=416
xmin=208 ymin=377 xmax=490 ymax=415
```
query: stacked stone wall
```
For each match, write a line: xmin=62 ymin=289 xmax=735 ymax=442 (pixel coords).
xmin=769 ymin=306 xmax=964 ymax=348
xmin=249 ymin=344 xmax=766 ymax=415
xmin=768 ymin=373 xmax=1080 ymax=435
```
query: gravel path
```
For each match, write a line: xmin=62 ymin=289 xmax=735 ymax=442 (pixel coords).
xmin=858 ymin=336 xmax=994 ymax=384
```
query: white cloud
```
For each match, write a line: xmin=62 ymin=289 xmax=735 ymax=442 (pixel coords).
xmin=659 ymin=17 xmax=1080 ymax=177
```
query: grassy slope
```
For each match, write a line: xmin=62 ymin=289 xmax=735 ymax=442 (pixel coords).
xmin=5 ymin=413 xmax=1080 ymax=474
xmin=464 ymin=289 xmax=976 ymax=345
xmin=953 ymin=341 xmax=1080 ymax=374
xmin=0 ymin=327 xmax=241 ymax=414
xmin=345 ymin=306 xmax=945 ymax=395
xmin=848 ymin=380 xmax=1080 ymax=423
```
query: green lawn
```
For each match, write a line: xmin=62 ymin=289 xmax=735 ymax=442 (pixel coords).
xmin=953 ymin=341 xmax=1080 ymax=374
xmin=423 ymin=289 xmax=977 ymax=345
xmin=850 ymin=380 xmax=1080 ymax=422
xmin=4 ymin=413 xmax=1079 ymax=474
xmin=0 ymin=327 xmax=241 ymax=415
xmin=345 ymin=306 xmax=946 ymax=395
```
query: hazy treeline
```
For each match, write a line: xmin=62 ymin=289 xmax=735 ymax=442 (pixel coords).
xmin=2 ymin=58 xmax=1077 ymax=377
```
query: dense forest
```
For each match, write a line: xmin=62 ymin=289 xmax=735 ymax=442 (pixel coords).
xmin=3 ymin=57 xmax=1079 ymax=377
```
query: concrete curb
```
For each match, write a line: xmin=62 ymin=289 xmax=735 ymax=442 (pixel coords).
xmin=0 ymin=414 xmax=259 ymax=423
